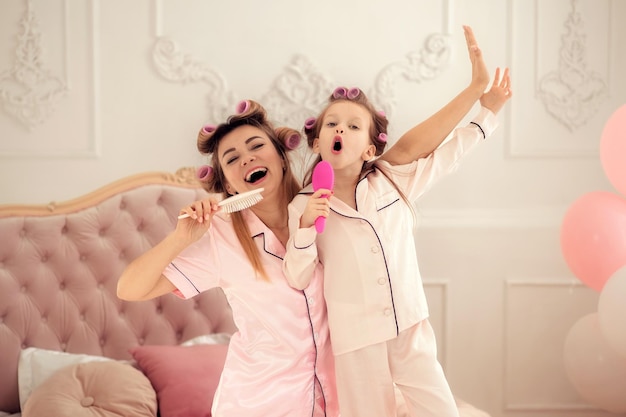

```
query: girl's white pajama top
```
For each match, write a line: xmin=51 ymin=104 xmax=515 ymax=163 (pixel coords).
xmin=283 ymin=107 xmax=498 ymax=356
xmin=162 ymin=209 xmax=338 ymax=417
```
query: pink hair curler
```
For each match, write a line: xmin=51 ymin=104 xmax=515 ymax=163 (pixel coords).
xmin=332 ymin=87 xmax=347 ymax=99
xmin=304 ymin=117 xmax=316 ymax=130
xmin=202 ymin=124 xmax=217 ymax=135
xmin=377 ymin=133 xmax=388 ymax=143
xmin=347 ymin=88 xmax=360 ymax=99
xmin=377 ymin=109 xmax=386 ymax=117
xmin=285 ymin=133 xmax=301 ymax=150
xmin=311 ymin=161 xmax=334 ymax=233
xmin=236 ymin=100 xmax=250 ymax=114
xmin=196 ymin=165 xmax=213 ymax=181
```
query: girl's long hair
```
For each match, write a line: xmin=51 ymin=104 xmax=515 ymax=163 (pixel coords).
xmin=301 ymin=88 xmax=414 ymax=218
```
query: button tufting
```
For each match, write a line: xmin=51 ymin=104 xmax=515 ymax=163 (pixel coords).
xmin=80 ymin=397 xmax=95 ymax=407
xmin=99 ymin=229 xmax=106 ymax=236
xmin=61 ymin=226 xmax=68 ymax=234
xmin=59 ymin=283 xmax=65 ymax=290
xmin=80 ymin=255 xmax=87 ymax=261
xmin=19 ymin=229 xmax=26 ymax=237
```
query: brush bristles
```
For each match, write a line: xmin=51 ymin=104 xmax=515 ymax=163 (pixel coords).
xmin=220 ymin=194 xmax=263 ymax=213
xmin=219 ymin=188 xmax=264 ymax=213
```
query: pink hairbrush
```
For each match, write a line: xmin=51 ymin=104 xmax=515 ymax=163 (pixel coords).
xmin=312 ymin=161 xmax=334 ymax=233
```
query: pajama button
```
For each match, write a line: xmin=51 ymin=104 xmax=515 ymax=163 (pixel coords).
xmin=371 ymin=246 xmax=379 ymax=253
xmin=384 ymin=308 xmax=392 ymax=316
xmin=378 ymin=278 xmax=385 ymax=285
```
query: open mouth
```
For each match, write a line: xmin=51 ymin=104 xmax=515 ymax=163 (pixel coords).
xmin=332 ymin=135 xmax=343 ymax=154
xmin=245 ymin=167 xmax=268 ymax=183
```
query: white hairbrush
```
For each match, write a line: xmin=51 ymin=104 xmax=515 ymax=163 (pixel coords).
xmin=178 ymin=188 xmax=264 ymax=219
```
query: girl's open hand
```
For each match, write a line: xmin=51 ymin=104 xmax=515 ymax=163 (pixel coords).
xmin=480 ymin=67 xmax=512 ymax=115
xmin=464 ymin=25 xmax=490 ymax=95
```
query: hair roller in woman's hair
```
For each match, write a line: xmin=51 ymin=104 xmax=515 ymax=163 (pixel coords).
xmin=196 ymin=165 xmax=213 ymax=181
xmin=201 ymin=124 xmax=217 ymax=135
xmin=284 ymin=133 xmax=301 ymax=150
xmin=236 ymin=100 xmax=250 ymax=114
xmin=377 ymin=133 xmax=388 ymax=143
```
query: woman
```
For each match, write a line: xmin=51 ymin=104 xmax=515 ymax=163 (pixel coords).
xmin=117 ymin=100 xmax=338 ymax=417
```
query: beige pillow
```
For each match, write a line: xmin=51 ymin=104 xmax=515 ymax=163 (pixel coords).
xmin=18 ymin=347 xmax=113 ymax=409
xmin=22 ymin=361 xmax=157 ymax=417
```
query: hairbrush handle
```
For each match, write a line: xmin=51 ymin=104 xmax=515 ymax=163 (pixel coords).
xmin=311 ymin=161 xmax=334 ymax=233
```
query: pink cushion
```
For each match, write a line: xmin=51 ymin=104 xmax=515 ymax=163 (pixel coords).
xmin=130 ymin=344 xmax=228 ymax=417
xmin=21 ymin=361 xmax=157 ymax=417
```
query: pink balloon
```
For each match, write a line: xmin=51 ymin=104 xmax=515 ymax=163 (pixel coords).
xmin=600 ymin=104 xmax=626 ymax=197
xmin=560 ymin=191 xmax=626 ymax=291
xmin=563 ymin=313 xmax=626 ymax=413
xmin=598 ymin=266 xmax=626 ymax=358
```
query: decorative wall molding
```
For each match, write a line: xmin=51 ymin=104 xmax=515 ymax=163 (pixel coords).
xmin=537 ymin=0 xmax=608 ymax=132
xmin=0 ymin=0 xmax=100 ymax=158
xmin=423 ymin=279 xmax=450 ymax=370
xmin=506 ymin=0 xmax=617 ymax=158
xmin=150 ymin=0 xmax=453 ymax=124
xmin=503 ymin=279 xmax=602 ymax=411
xmin=0 ymin=0 xmax=68 ymax=130
xmin=415 ymin=206 xmax=567 ymax=229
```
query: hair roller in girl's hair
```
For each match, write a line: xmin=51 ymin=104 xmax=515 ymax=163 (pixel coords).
xmin=304 ymin=117 xmax=316 ymax=130
xmin=311 ymin=161 xmax=335 ymax=233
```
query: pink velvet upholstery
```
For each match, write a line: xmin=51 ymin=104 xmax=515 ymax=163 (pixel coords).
xmin=0 ymin=168 xmax=237 ymax=414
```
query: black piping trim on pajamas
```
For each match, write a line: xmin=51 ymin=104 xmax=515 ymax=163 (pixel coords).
xmin=170 ymin=262 xmax=201 ymax=294
xmin=470 ymin=121 xmax=486 ymax=139
xmin=331 ymin=209 xmax=400 ymax=337
xmin=256 ymin=230 xmax=327 ymax=416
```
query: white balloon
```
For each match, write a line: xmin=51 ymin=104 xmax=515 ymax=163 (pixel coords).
xmin=563 ymin=313 xmax=626 ymax=413
xmin=598 ymin=266 xmax=626 ymax=358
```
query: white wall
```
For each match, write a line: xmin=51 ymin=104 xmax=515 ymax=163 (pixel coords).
xmin=1 ymin=1 xmax=625 ymax=416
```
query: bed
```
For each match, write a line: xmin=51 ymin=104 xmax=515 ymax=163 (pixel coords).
xmin=0 ymin=167 xmax=490 ymax=417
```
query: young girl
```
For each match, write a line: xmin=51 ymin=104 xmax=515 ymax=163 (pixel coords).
xmin=117 ymin=101 xmax=339 ymax=417
xmin=282 ymin=33 xmax=512 ymax=417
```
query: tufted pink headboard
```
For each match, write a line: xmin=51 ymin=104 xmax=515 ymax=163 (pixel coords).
xmin=0 ymin=168 xmax=237 ymax=413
